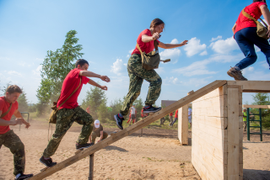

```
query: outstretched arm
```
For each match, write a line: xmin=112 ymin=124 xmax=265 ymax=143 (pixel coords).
xmin=0 ymin=114 xmax=17 ymax=126
xmin=158 ymin=40 xmax=188 ymax=49
xmin=13 ymin=110 xmax=30 ymax=128
xmin=88 ymin=79 xmax=108 ymax=90
xmin=80 ymin=70 xmax=110 ymax=90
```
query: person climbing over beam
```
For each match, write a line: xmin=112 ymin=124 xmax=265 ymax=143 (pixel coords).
xmin=89 ymin=120 xmax=108 ymax=144
xmin=228 ymin=0 xmax=270 ymax=80
xmin=39 ymin=59 xmax=110 ymax=167
xmin=114 ymin=18 xmax=188 ymax=130
xmin=0 ymin=85 xmax=33 ymax=180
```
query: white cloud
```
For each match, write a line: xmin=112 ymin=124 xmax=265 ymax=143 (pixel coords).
xmin=32 ymin=65 xmax=42 ymax=76
xmin=7 ymin=71 xmax=22 ymax=76
xmin=111 ymin=59 xmax=125 ymax=75
xmin=155 ymin=67 xmax=164 ymax=74
xmin=160 ymin=48 xmax=181 ymax=60
xmin=163 ymin=76 xmax=182 ymax=85
xmin=210 ymin=36 xmax=222 ymax=42
xmin=127 ymin=49 xmax=134 ymax=58
xmin=172 ymin=53 xmax=243 ymax=77
xmin=200 ymin=50 xmax=207 ymax=56
xmin=184 ymin=37 xmax=206 ymax=57
xmin=170 ymin=38 xmax=179 ymax=44
xmin=173 ymin=59 xmax=216 ymax=77
xmin=245 ymin=70 xmax=270 ymax=81
xmin=259 ymin=61 xmax=270 ymax=69
xmin=242 ymin=66 xmax=254 ymax=75
xmin=210 ymin=36 xmax=238 ymax=54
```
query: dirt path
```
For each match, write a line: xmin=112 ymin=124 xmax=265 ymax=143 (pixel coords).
xmin=0 ymin=120 xmax=269 ymax=179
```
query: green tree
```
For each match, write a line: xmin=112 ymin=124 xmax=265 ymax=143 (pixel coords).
xmin=81 ymin=86 xmax=107 ymax=121
xmin=252 ymin=93 xmax=270 ymax=128
xmin=17 ymin=91 xmax=28 ymax=112
xmin=108 ymin=99 xmax=123 ymax=120
xmin=36 ymin=30 xmax=83 ymax=115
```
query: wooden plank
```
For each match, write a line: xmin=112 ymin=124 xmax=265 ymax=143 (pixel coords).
xmin=29 ymin=80 xmax=227 ymax=180
xmin=178 ymin=105 xmax=188 ymax=145
xmin=227 ymin=81 xmax=270 ymax=92
xmin=227 ymin=86 xmax=242 ymax=180
xmin=192 ymin=88 xmax=227 ymax=118
xmin=243 ymin=105 xmax=270 ymax=109
xmin=192 ymin=131 xmax=226 ymax=162
xmin=192 ymin=85 xmax=227 ymax=180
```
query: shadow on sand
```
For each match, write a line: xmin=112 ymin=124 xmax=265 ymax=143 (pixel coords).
xmin=243 ymin=169 xmax=270 ymax=180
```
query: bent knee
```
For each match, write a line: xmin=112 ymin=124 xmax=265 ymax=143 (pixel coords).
xmin=247 ymin=53 xmax=257 ymax=62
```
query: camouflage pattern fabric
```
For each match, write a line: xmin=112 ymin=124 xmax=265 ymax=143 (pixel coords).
xmin=43 ymin=106 xmax=93 ymax=158
xmin=0 ymin=130 xmax=25 ymax=175
xmin=90 ymin=131 xmax=108 ymax=143
xmin=120 ymin=54 xmax=162 ymax=116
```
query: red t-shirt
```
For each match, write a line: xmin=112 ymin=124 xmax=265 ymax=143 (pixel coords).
xmin=57 ymin=68 xmax=89 ymax=109
xmin=132 ymin=29 xmax=160 ymax=55
xmin=234 ymin=2 xmax=266 ymax=34
xmin=174 ymin=110 xmax=178 ymax=118
xmin=169 ymin=112 xmax=173 ymax=116
xmin=0 ymin=96 xmax=19 ymax=134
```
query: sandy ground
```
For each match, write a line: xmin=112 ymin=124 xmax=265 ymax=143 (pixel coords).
xmin=0 ymin=120 xmax=270 ymax=180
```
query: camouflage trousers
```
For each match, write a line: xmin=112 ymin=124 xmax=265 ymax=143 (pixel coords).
xmin=0 ymin=130 xmax=25 ymax=175
xmin=43 ymin=106 xmax=93 ymax=158
xmin=120 ymin=54 xmax=162 ymax=116
xmin=90 ymin=131 xmax=108 ymax=143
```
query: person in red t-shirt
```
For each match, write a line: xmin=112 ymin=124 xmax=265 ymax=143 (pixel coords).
xmin=170 ymin=110 xmax=178 ymax=126
xmin=228 ymin=0 xmax=270 ymax=80
xmin=40 ymin=59 xmax=110 ymax=168
xmin=0 ymin=85 xmax=33 ymax=180
xmin=114 ymin=18 xmax=188 ymax=130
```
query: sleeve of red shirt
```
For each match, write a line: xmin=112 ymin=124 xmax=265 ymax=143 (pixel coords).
xmin=0 ymin=98 xmax=5 ymax=112
xmin=81 ymin=75 xmax=90 ymax=84
xmin=140 ymin=29 xmax=160 ymax=43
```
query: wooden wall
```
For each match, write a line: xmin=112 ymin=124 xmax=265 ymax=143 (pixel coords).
xmin=192 ymin=85 xmax=243 ymax=180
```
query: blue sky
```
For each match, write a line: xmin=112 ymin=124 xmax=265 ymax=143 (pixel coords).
xmin=0 ymin=0 xmax=269 ymax=106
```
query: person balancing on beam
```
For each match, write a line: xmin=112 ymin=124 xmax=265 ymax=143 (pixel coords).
xmin=39 ymin=59 xmax=110 ymax=167
xmin=114 ymin=18 xmax=188 ymax=130
xmin=0 ymin=85 xmax=33 ymax=180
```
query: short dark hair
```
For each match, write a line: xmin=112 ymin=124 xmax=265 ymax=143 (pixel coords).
xmin=150 ymin=18 xmax=165 ymax=28
xmin=6 ymin=85 xmax=22 ymax=94
xmin=75 ymin=59 xmax=89 ymax=68
xmin=253 ymin=0 xmax=264 ymax=2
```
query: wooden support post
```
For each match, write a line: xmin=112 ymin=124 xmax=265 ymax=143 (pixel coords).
xmin=88 ymin=154 xmax=94 ymax=180
xmin=227 ymin=85 xmax=243 ymax=180
xmin=178 ymin=91 xmax=193 ymax=145
xmin=178 ymin=104 xmax=188 ymax=145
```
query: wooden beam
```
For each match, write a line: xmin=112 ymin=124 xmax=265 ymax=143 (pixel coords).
xmin=178 ymin=104 xmax=188 ymax=145
xmin=243 ymin=105 xmax=270 ymax=109
xmin=29 ymin=80 xmax=227 ymax=180
xmin=227 ymin=81 xmax=270 ymax=93
xmin=227 ymin=85 xmax=243 ymax=179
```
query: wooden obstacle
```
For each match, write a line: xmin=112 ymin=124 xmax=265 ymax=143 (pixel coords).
xmin=29 ymin=80 xmax=226 ymax=180
xmin=29 ymin=80 xmax=270 ymax=180
xmin=185 ymin=80 xmax=270 ymax=180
